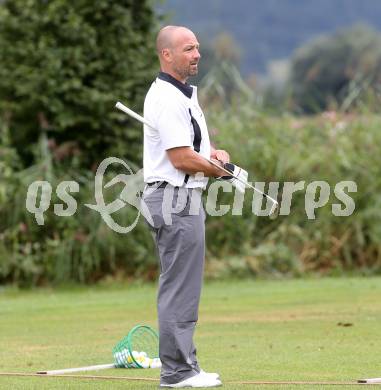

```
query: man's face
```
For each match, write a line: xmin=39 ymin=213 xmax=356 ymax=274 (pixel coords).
xmin=169 ymin=30 xmax=201 ymax=80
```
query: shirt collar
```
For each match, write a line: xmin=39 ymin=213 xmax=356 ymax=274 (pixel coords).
xmin=158 ymin=72 xmax=193 ymax=99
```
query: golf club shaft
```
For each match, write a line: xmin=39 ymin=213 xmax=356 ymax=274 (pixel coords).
xmin=115 ymin=101 xmax=278 ymax=210
xmin=37 ymin=363 xmax=116 ymax=375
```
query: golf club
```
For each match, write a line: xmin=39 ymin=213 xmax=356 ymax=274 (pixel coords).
xmin=358 ymin=377 xmax=381 ymax=384
xmin=115 ymin=101 xmax=279 ymax=217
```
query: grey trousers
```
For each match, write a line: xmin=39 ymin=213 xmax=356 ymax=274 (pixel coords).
xmin=142 ymin=185 xmax=205 ymax=384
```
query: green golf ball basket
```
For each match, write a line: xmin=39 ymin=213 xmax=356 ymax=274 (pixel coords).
xmin=112 ymin=325 xmax=159 ymax=368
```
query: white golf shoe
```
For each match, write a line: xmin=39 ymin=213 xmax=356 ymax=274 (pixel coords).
xmin=200 ymin=369 xmax=220 ymax=380
xmin=160 ymin=373 xmax=222 ymax=388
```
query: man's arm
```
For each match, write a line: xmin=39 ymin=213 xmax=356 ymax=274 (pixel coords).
xmin=167 ymin=147 xmax=226 ymax=177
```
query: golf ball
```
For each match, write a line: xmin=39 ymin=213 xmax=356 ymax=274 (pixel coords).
xmin=150 ymin=358 xmax=162 ymax=368
xmin=140 ymin=358 xmax=150 ymax=368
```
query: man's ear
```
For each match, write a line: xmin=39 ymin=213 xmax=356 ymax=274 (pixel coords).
xmin=161 ymin=48 xmax=173 ymax=63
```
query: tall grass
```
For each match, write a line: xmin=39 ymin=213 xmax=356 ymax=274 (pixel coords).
xmin=0 ymin=135 xmax=155 ymax=286
xmin=204 ymin=101 xmax=381 ymax=277
xmin=1 ymin=67 xmax=381 ymax=285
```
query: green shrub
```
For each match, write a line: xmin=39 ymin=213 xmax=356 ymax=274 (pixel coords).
xmin=0 ymin=0 xmax=159 ymax=167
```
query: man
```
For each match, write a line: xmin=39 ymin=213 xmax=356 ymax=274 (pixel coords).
xmin=142 ymin=25 xmax=229 ymax=388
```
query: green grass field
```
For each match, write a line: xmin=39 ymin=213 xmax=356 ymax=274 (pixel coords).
xmin=1 ymin=277 xmax=381 ymax=389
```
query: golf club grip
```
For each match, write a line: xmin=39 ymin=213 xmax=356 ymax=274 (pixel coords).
xmin=358 ymin=378 xmax=381 ymax=384
xmin=115 ymin=101 xmax=278 ymax=208
xmin=202 ymin=159 xmax=278 ymax=207
xmin=115 ymin=102 xmax=153 ymax=129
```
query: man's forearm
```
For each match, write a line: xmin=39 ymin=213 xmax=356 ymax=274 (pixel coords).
xmin=167 ymin=147 xmax=225 ymax=177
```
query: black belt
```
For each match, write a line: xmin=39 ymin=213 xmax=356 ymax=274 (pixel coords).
xmin=147 ymin=181 xmax=168 ymax=188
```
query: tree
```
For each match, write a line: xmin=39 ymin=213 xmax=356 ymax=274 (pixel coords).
xmin=0 ymin=0 xmax=159 ymax=167
xmin=290 ymin=24 xmax=381 ymax=113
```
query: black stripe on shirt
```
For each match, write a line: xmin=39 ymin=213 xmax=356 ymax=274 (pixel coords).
xmin=184 ymin=108 xmax=202 ymax=184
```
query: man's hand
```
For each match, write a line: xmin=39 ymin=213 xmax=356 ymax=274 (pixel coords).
xmin=210 ymin=149 xmax=230 ymax=164
xmin=218 ymin=163 xmax=248 ymax=194
xmin=209 ymin=158 xmax=227 ymax=177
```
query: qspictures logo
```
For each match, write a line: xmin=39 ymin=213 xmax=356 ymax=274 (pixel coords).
xmin=25 ymin=157 xmax=357 ymax=234
xmin=25 ymin=157 xmax=151 ymax=234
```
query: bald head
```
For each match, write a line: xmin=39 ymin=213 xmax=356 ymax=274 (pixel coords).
xmin=156 ymin=26 xmax=196 ymax=54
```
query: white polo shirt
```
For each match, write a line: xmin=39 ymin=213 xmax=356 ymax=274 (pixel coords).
xmin=143 ymin=72 xmax=211 ymax=189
